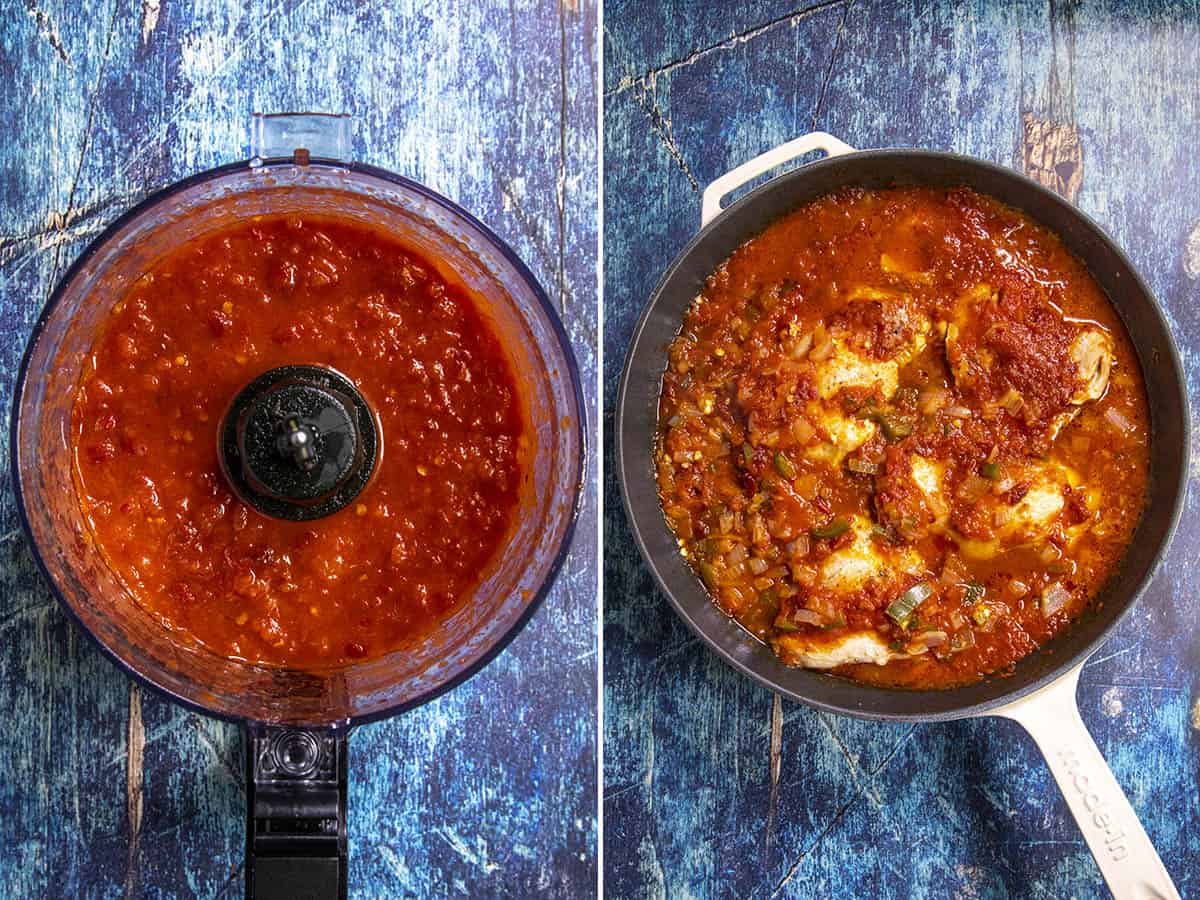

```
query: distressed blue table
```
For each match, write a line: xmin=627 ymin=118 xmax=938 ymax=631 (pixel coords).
xmin=0 ymin=1 xmax=597 ymax=897
xmin=603 ymin=2 xmax=1199 ymax=897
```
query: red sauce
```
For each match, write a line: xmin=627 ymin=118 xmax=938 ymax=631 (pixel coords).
xmin=73 ymin=215 xmax=527 ymax=669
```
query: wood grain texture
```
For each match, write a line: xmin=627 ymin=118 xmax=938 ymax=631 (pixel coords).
xmin=603 ymin=2 xmax=1200 ymax=898
xmin=0 ymin=1 xmax=598 ymax=897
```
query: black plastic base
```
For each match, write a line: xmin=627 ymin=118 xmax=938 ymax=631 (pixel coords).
xmin=245 ymin=724 xmax=349 ymax=900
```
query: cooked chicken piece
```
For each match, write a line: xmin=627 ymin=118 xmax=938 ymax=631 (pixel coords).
xmin=801 ymin=291 xmax=930 ymax=465
xmin=940 ymin=281 xmax=1114 ymax=441
xmin=952 ymin=459 xmax=1092 ymax=560
xmin=803 ymin=410 xmax=877 ymax=465
xmin=773 ymin=514 xmax=926 ymax=668
xmin=774 ymin=629 xmax=901 ymax=669
xmin=873 ymin=451 xmax=950 ymax=541
xmin=880 ymin=252 xmax=933 ymax=284
xmin=1047 ymin=329 xmax=1115 ymax=439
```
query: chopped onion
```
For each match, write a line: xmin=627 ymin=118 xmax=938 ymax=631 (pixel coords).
xmin=791 ymin=417 xmax=816 ymax=444
xmin=946 ymin=405 xmax=973 ymax=418
xmin=940 ymin=553 xmax=968 ymax=585
xmin=727 ymin=544 xmax=748 ymax=565
xmin=790 ymin=609 xmax=825 ymax=627
xmin=958 ymin=474 xmax=990 ymax=502
xmin=1041 ymin=582 xmax=1070 ymax=616
xmin=748 ymin=556 xmax=769 ymax=576
xmin=810 ymin=340 xmax=835 ymax=362
xmin=916 ymin=630 xmax=948 ymax=648
xmin=846 ymin=456 xmax=880 ymax=475
xmin=1105 ymin=407 xmax=1134 ymax=434
xmin=786 ymin=535 xmax=811 ymax=559
xmin=1006 ymin=579 xmax=1030 ymax=600
xmin=949 ymin=628 xmax=975 ymax=652
xmin=809 ymin=325 xmax=834 ymax=362
xmin=999 ymin=388 xmax=1025 ymax=415
xmin=919 ymin=388 xmax=949 ymax=415
xmin=790 ymin=332 xmax=813 ymax=359
xmin=1037 ymin=543 xmax=1061 ymax=565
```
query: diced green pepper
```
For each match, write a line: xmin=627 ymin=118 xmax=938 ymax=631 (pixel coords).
xmin=886 ymin=581 xmax=934 ymax=626
xmin=980 ymin=461 xmax=1001 ymax=480
xmin=963 ymin=581 xmax=986 ymax=605
xmin=872 ymin=410 xmax=915 ymax=441
xmin=774 ymin=452 xmax=797 ymax=479
xmin=811 ymin=518 xmax=850 ymax=540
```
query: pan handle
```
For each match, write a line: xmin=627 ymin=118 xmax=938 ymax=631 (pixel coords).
xmin=990 ymin=665 xmax=1179 ymax=900
xmin=700 ymin=131 xmax=856 ymax=226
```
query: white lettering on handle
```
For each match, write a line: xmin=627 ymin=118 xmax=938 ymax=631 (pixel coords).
xmin=1057 ymin=746 xmax=1128 ymax=862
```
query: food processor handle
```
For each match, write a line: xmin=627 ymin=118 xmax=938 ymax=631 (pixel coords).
xmin=245 ymin=724 xmax=350 ymax=900
xmin=700 ymin=131 xmax=857 ymax=227
xmin=990 ymin=665 xmax=1180 ymax=900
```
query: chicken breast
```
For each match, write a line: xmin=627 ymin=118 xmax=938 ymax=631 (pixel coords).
xmin=772 ymin=516 xmax=925 ymax=669
xmin=874 ymin=451 xmax=950 ymax=541
xmin=802 ymin=290 xmax=930 ymax=464
xmin=952 ymin=459 xmax=1090 ymax=560
xmin=941 ymin=281 xmax=1114 ymax=441
xmin=774 ymin=629 xmax=901 ymax=669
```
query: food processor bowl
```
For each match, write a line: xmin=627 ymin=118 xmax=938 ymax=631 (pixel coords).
xmin=12 ymin=154 xmax=585 ymax=725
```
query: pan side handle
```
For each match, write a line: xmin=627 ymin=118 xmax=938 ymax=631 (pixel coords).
xmin=991 ymin=665 xmax=1179 ymax=900
xmin=700 ymin=131 xmax=856 ymax=227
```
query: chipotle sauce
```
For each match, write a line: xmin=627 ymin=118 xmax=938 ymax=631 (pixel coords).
xmin=72 ymin=215 xmax=527 ymax=669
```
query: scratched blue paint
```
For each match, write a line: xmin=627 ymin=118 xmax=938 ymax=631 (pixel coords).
xmin=0 ymin=0 xmax=597 ymax=897
xmin=604 ymin=2 xmax=1200 ymax=898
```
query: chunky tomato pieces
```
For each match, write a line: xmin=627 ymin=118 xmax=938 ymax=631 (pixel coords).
xmin=73 ymin=215 xmax=526 ymax=668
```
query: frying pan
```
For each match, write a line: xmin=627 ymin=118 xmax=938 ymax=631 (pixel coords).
xmin=615 ymin=132 xmax=1188 ymax=899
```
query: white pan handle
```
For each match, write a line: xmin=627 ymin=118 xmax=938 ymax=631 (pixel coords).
xmin=700 ymin=131 xmax=856 ymax=227
xmin=991 ymin=665 xmax=1179 ymax=900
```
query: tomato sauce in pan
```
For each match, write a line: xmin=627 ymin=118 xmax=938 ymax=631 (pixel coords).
xmin=656 ymin=187 xmax=1149 ymax=688
xmin=73 ymin=215 xmax=527 ymax=669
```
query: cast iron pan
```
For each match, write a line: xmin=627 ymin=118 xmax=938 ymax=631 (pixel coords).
xmin=615 ymin=133 xmax=1187 ymax=898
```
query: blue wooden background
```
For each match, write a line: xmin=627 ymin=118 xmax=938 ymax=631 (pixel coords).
xmin=0 ymin=1 xmax=597 ymax=897
xmin=603 ymin=2 xmax=1200 ymax=898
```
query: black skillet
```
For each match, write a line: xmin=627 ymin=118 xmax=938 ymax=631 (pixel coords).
xmin=615 ymin=133 xmax=1187 ymax=899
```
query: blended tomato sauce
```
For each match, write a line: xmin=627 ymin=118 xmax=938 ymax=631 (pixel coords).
xmin=73 ymin=214 xmax=526 ymax=669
